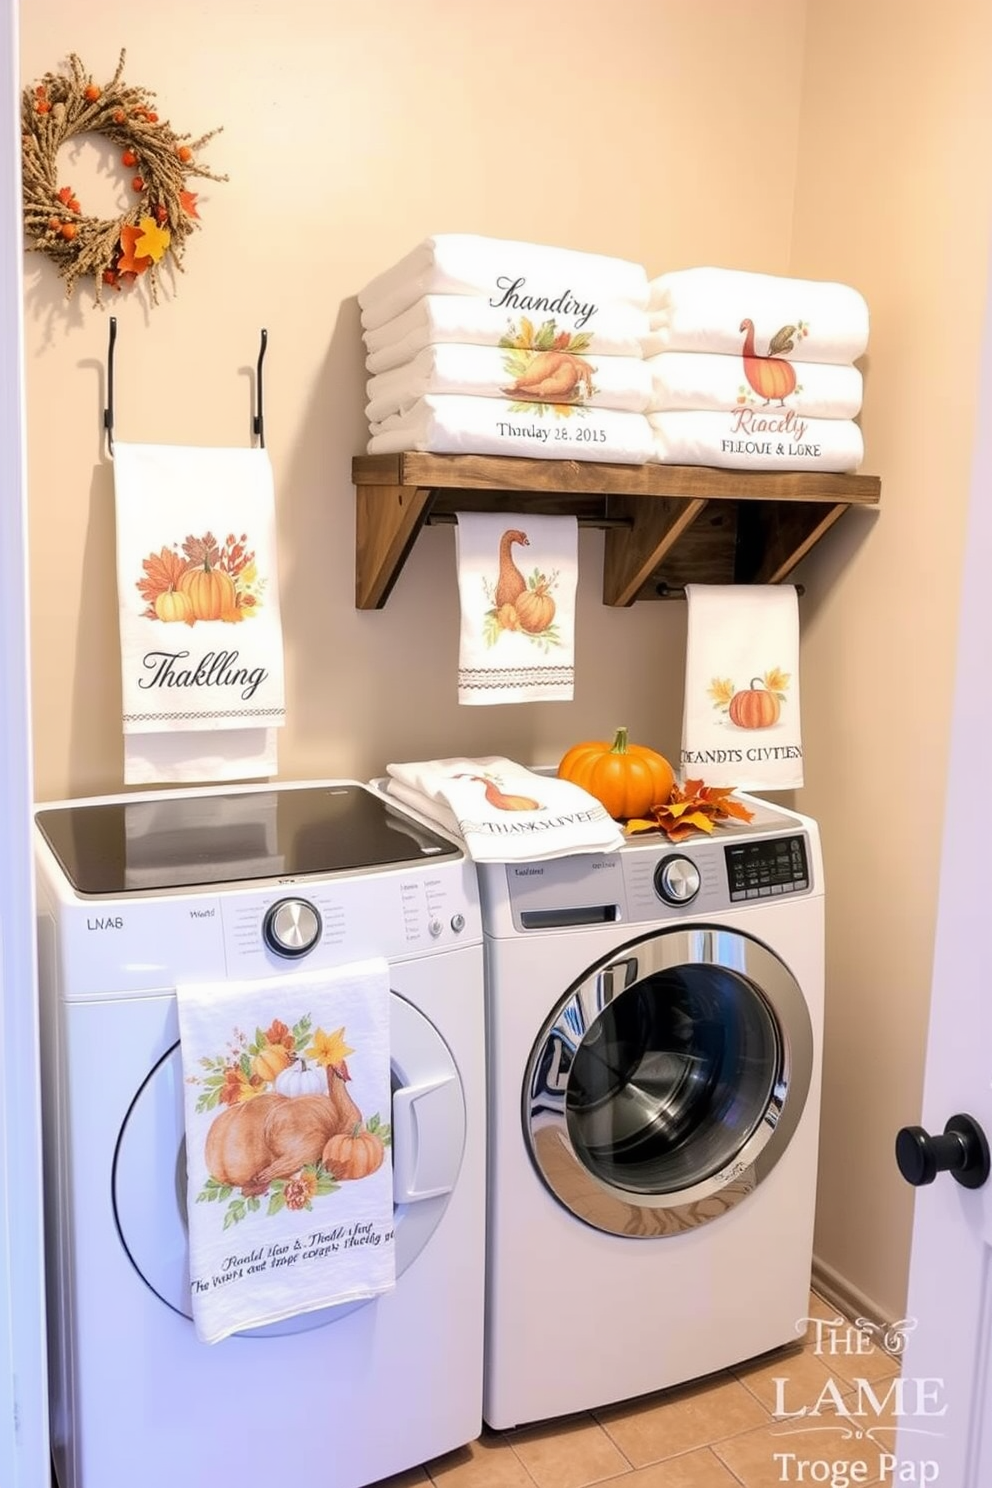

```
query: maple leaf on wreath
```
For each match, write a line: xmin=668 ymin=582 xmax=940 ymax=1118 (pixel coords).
xmin=134 ymin=214 xmax=172 ymax=263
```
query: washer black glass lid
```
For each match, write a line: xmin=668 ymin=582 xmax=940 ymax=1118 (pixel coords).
xmin=35 ymin=784 xmax=460 ymax=895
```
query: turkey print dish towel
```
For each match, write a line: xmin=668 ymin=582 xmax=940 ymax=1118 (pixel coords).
xmin=113 ymin=443 xmax=286 ymax=785
xmin=177 ymin=958 xmax=395 ymax=1345
xmin=454 ymin=511 xmax=578 ymax=704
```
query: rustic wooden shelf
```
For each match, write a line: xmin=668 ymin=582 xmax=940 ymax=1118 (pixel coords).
xmin=352 ymin=452 xmax=881 ymax=610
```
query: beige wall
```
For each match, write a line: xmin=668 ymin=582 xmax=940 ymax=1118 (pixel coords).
xmin=21 ymin=0 xmax=804 ymax=800
xmin=790 ymin=0 xmax=992 ymax=1319
xmin=20 ymin=0 xmax=992 ymax=1322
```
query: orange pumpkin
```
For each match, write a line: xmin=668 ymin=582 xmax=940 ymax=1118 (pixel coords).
xmin=154 ymin=588 xmax=192 ymax=623
xmin=515 ymin=582 xmax=556 ymax=635
xmin=558 ymin=727 xmax=675 ymax=821
xmin=179 ymin=563 xmax=237 ymax=621
xmin=252 ymin=1044 xmax=292 ymax=1083
xmin=728 ymin=680 xmax=781 ymax=729
xmin=322 ymin=1127 xmax=386 ymax=1181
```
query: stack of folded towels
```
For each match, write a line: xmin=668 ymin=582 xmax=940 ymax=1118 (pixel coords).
xmin=642 ymin=266 xmax=869 ymax=472
xmin=358 ymin=234 xmax=656 ymax=464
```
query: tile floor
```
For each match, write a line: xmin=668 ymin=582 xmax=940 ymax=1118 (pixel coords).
xmin=375 ymin=1292 xmax=902 ymax=1488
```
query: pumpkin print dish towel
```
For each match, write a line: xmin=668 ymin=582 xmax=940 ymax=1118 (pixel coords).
xmin=680 ymin=584 xmax=804 ymax=791
xmin=454 ymin=511 xmax=579 ymax=704
xmin=113 ymin=442 xmax=286 ymax=786
xmin=176 ymin=957 xmax=395 ymax=1345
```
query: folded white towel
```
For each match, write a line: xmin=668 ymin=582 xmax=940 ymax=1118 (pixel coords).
xmin=385 ymin=757 xmax=626 ymax=862
xmin=646 ymin=266 xmax=869 ymax=364
xmin=455 ymin=512 xmax=577 ymax=705
xmin=364 ymin=292 xmax=649 ymax=374
xmin=177 ymin=958 xmax=395 ymax=1345
xmin=113 ymin=443 xmax=286 ymax=785
xmin=359 ymin=234 xmax=649 ymax=332
xmin=367 ymin=344 xmax=652 ymax=424
xmin=681 ymin=584 xmax=803 ymax=790
xmin=645 ymin=350 xmax=863 ymax=420
xmin=368 ymin=394 xmax=655 ymax=464
xmin=649 ymin=410 xmax=864 ymax=472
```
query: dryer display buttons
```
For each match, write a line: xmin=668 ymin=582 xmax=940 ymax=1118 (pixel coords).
xmin=654 ymin=855 xmax=702 ymax=905
xmin=263 ymin=897 xmax=322 ymax=957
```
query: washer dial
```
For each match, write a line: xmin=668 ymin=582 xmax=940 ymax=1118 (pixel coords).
xmin=654 ymin=855 xmax=701 ymax=905
xmin=263 ymin=897 xmax=322 ymax=958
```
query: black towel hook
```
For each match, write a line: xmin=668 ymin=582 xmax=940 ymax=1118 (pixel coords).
xmin=253 ymin=328 xmax=267 ymax=448
xmin=104 ymin=315 xmax=117 ymax=459
xmin=101 ymin=321 xmax=269 ymax=456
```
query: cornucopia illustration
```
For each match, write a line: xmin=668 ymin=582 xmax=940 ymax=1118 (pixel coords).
xmin=193 ymin=1016 xmax=390 ymax=1228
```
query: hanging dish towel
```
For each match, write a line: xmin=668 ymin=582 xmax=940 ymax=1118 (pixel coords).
xmin=455 ymin=511 xmax=578 ymax=704
xmin=358 ymin=233 xmax=649 ymax=332
xmin=363 ymin=292 xmax=649 ymax=374
xmin=367 ymin=393 xmax=655 ymax=464
xmin=681 ymin=584 xmax=803 ymax=790
xmin=113 ymin=443 xmax=286 ymax=785
xmin=384 ymin=757 xmax=625 ymax=862
xmin=177 ymin=958 xmax=395 ymax=1345
xmin=366 ymin=344 xmax=652 ymax=424
xmin=644 ymin=266 xmax=869 ymax=363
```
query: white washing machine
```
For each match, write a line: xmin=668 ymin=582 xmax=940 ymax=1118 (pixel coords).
xmin=477 ymin=796 xmax=824 ymax=1428
xmin=34 ymin=780 xmax=486 ymax=1488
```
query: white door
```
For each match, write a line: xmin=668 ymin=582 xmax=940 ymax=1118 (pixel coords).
xmin=895 ymin=264 xmax=992 ymax=1484
xmin=0 ymin=1 xmax=49 ymax=1484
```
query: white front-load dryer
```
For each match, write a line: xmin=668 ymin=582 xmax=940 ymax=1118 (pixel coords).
xmin=478 ymin=795 xmax=824 ymax=1429
xmin=34 ymin=780 xmax=486 ymax=1488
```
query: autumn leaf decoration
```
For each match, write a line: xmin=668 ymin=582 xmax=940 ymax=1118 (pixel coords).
xmin=135 ymin=530 xmax=265 ymax=624
xmin=626 ymin=780 xmax=755 ymax=843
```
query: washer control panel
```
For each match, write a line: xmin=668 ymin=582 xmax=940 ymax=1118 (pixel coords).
xmin=725 ymin=835 xmax=809 ymax=902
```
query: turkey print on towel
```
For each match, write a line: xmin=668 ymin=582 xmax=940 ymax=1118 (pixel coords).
xmin=178 ymin=958 xmax=394 ymax=1343
xmin=455 ymin=511 xmax=577 ymax=704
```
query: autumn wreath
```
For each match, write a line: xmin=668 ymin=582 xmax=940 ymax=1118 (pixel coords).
xmin=21 ymin=49 xmax=226 ymax=304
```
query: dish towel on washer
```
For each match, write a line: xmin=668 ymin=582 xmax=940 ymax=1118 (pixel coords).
xmin=384 ymin=757 xmax=625 ymax=861
xmin=681 ymin=584 xmax=804 ymax=790
xmin=113 ymin=443 xmax=286 ymax=785
xmin=176 ymin=958 xmax=395 ymax=1345
xmin=455 ymin=511 xmax=578 ymax=704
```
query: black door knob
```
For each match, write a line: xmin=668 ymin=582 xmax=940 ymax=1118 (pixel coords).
xmin=895 ymin=1113 xmax=990 ymax=1190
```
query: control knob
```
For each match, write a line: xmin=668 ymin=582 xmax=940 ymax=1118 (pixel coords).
xmin=263 ymin=897 xmax=322 ymax=958
xmin=654 ymin=854 xmax=701 ymax=906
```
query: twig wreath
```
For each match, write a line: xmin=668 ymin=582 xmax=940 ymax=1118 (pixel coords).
xmin=21 ymin=49 xmax=227 ymax=305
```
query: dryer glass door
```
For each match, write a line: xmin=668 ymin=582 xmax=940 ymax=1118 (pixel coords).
xmin=113 ymin=991 xmax=465 ymax=1335
xmin=525 ymin=926 xmax=813 ymax=1237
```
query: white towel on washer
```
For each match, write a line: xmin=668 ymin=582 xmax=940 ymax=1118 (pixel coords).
xmin=177 ymin=959 xmax=395 ymax=1344
xmin=384 ymin=757 xmax=625 ymax=862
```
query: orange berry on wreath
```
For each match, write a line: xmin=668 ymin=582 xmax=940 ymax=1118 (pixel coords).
xmin=113 ymin=108 xmax=126 ymax=124
xmin=131 ymin=176 xmax=145 ymax=193
xmin=121 ymin=149 xmax=137 ymax=167
xmin=69 ymin=198 xmax=81 ymax=214
xmin=83 ymin=84 xmax=101 ymax=101
xmin=60 ymin=222 xmax=77 ymax=240
xmin=177 ymin=145 xmax=192 ymax=163
xmin=35 ymin=100 xmax=51 ymax=114
xmin=48 ymin=217 xmax=60 ymax=231
xmin=146 ymin=112 xmax=159 ymax=123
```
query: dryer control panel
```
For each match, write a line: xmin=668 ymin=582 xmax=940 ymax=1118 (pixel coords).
xmin=493 ymin=828 xmax=813 ymax=933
